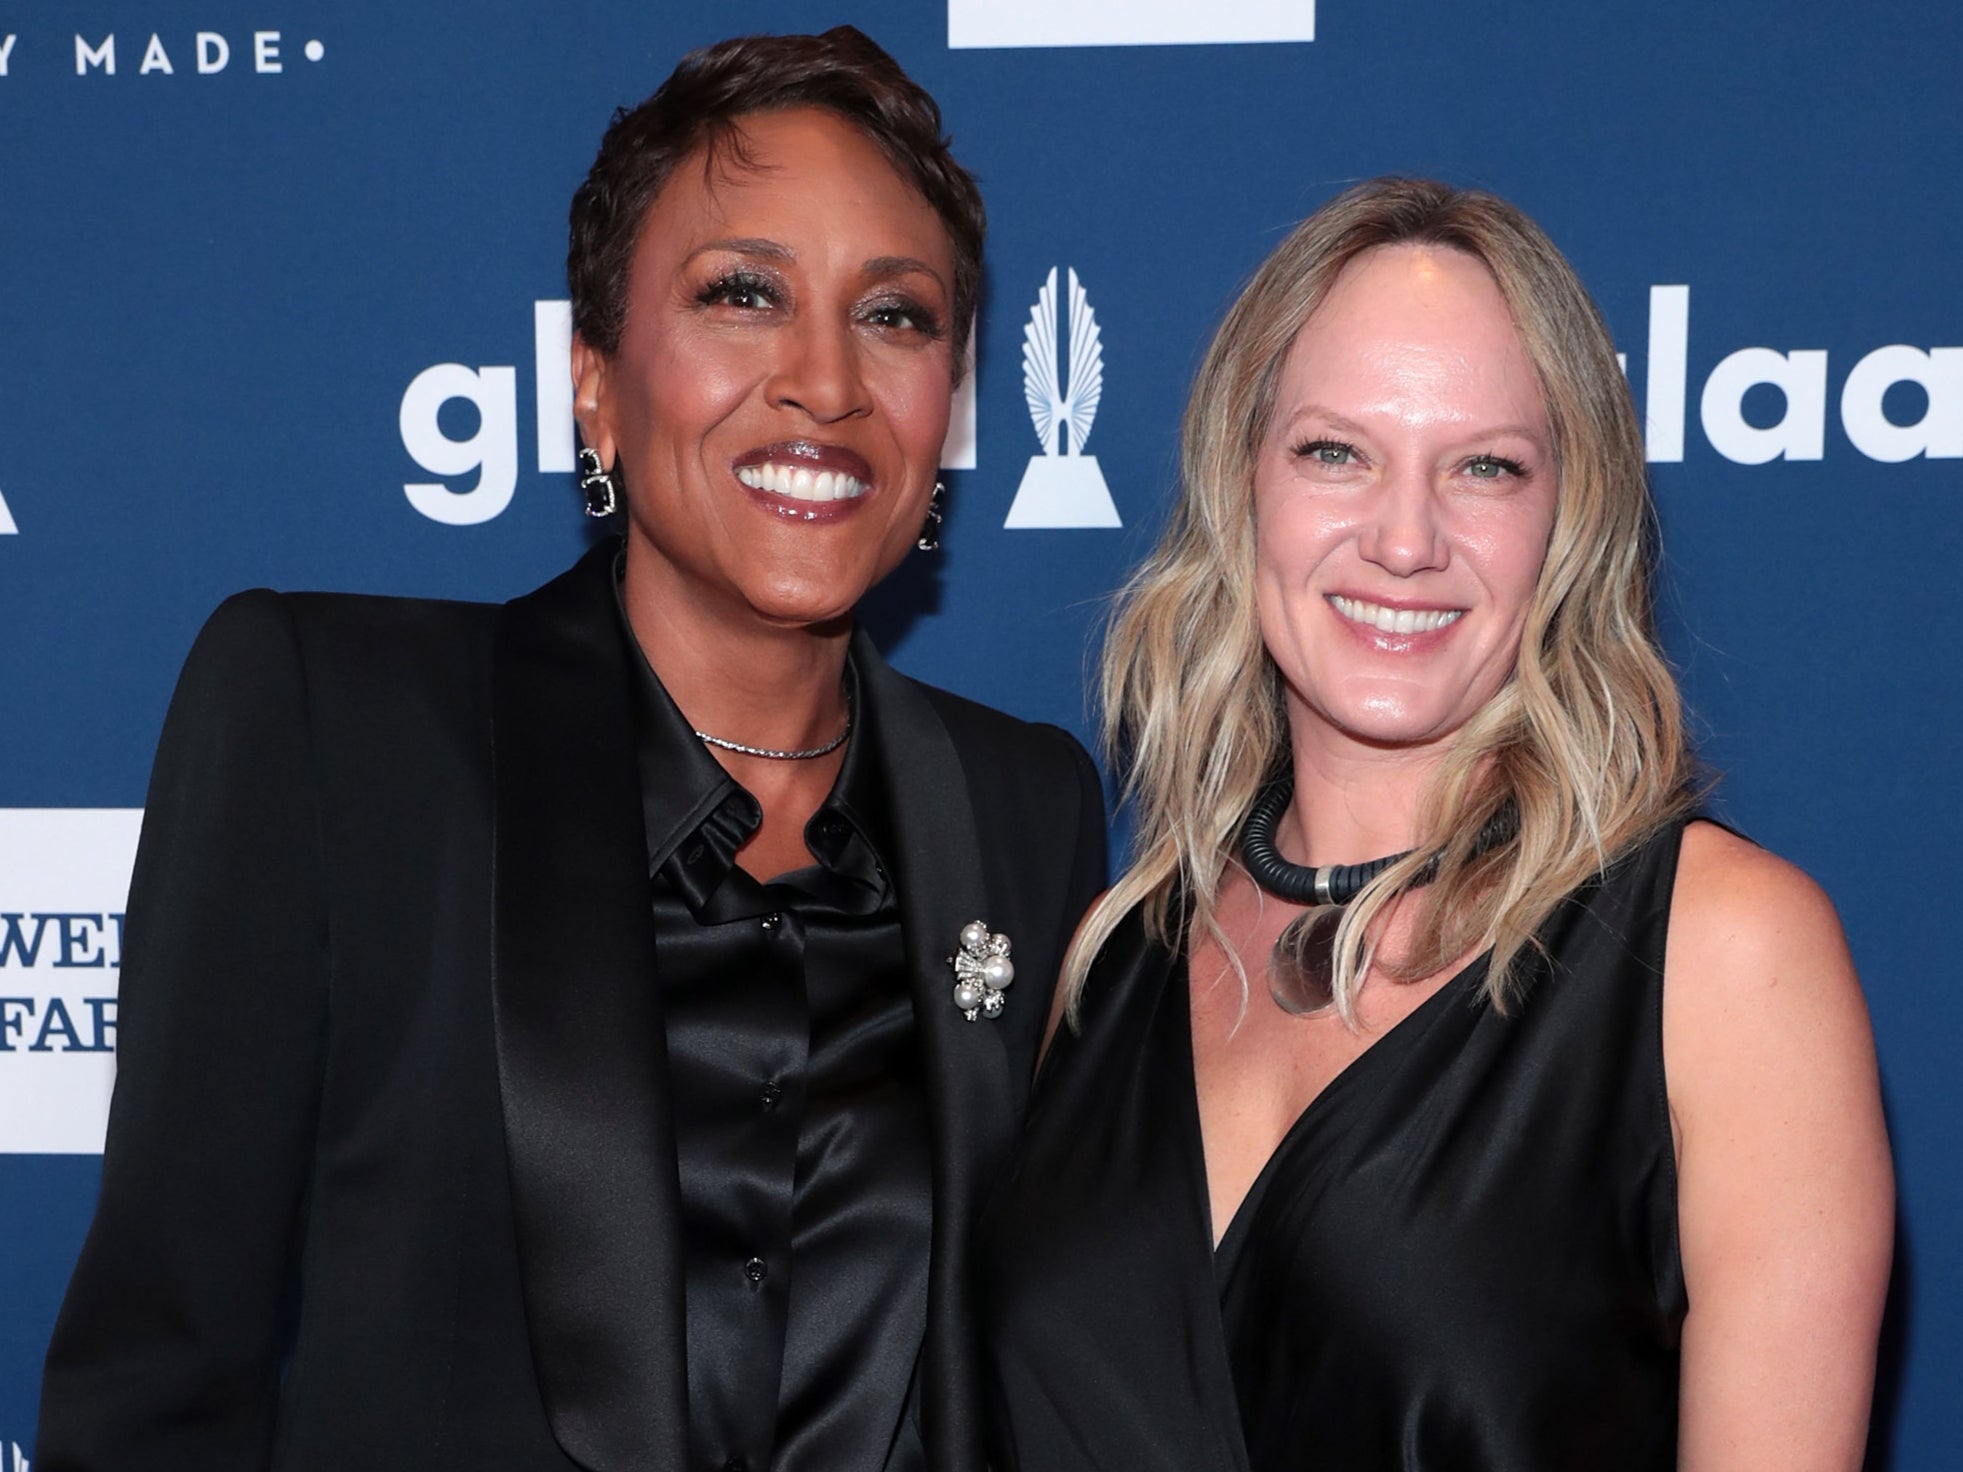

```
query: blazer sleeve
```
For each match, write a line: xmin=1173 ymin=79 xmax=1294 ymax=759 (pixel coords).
xmin=38 ymin=591 xmax=331 ymax=1469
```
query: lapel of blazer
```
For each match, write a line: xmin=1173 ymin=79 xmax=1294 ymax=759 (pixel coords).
xmin=491 ymin=543 xmax=688 ymax=1471
xmin=853 ymin=629 xmax=1013 ymax=1472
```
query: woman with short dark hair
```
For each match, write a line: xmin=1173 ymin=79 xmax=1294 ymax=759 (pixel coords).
xmin=40 ymin=29 xmax=1104 ymax=1471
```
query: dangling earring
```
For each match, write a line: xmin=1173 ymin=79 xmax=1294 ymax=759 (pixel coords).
xmin=916 ymin=481 xmax=946 ymax=551
xmin=577 ymin=446 xmax=619 ymax=518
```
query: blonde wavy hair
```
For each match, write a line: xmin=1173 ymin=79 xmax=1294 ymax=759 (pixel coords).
xmin=1063 ymin=177 xmax=1695 ymax=1024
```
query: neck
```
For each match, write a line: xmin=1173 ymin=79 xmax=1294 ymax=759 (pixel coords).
xmin=1278 ymin=709 xmax=1448 ymax=869
xmin=621 ymin=551 xmax=852 ymax=757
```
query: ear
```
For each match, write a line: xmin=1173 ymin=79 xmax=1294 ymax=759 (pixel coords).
xmin=571 ymin=332 xmax=616 ymax=467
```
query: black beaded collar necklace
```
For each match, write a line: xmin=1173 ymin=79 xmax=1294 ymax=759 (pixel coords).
xmin=1241 ymin=778 xmax=1418 ymax=906
xmin=1238 ymin=777 xmax=1515 ymax=1016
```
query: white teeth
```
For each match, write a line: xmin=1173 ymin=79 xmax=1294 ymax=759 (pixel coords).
xmin=735 ymin=461 xmax=867 ymax=502
xmin=1330 ymin=594 xmax=1463 ymax=635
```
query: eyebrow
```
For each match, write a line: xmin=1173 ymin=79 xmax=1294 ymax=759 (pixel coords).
xmin=683 ymin=240 xmax=947 ymax=293
xmin=1463 ymin=423 xmax=1549 ymax=444
xmin=1277 ymin=405 xmax=1369 ymax=437
xmin=862 ymin=255 xmax=948 ymax=292
xmin=685 ymin=237 xmax=795 ymax=266
xmin=1277 ymin=405 xmax=1549 ymax=448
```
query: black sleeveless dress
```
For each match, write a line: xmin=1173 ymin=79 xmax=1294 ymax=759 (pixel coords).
xmin=977 ymin=821 xmax=1688 ymax=1471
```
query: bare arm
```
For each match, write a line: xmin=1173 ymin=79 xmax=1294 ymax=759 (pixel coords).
xmin=1665 ymin=821 xmax=1893 ymax=1470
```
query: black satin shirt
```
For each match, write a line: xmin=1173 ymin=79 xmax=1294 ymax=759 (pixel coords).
xmin=617 ymin=592 xmax=930 ymax=1472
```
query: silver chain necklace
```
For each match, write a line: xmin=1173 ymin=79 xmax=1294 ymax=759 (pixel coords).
xmin=692 ymin=719 xmax=850 ymax=761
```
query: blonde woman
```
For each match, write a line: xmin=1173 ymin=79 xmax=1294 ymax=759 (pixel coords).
xmin=977 ymin=179 xmax=1891 ymax=1471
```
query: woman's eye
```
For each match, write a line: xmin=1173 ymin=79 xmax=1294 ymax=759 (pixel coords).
xmin=699 ymin=273 xmax=778 ymax=310
xmin=863 ymin=300 xmax=943 ymax=337
xmin=1296 ymin=439 xmax=1356 ymax=466
xmin=1465 ymin=455 xmax=1525 ymax=480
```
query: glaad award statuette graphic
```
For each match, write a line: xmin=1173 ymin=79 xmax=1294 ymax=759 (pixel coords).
xmin=1004 ymin=267 xmax=1121 ymax=529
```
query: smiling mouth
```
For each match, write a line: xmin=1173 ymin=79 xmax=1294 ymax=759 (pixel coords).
xmin=732 ymin=441 xmax=874 ymax=509
xmin=1330 ymin=594 xmax=1464 ymax=635
xmin=734 ymin=462 xmax=868 ymax=503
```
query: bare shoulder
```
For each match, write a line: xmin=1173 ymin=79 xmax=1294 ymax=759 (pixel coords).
xmin=1664 ymin=833 xmax=1892 ymax=1467
xmin=1666 ymin=819 xmax=1855 ymax=1011
xmin=1663 ymin=819 xmax=1878 ymax=1139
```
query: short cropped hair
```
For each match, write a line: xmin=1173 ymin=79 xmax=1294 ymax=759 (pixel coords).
xmin=569 ymin=26 xmax=986 ymax=363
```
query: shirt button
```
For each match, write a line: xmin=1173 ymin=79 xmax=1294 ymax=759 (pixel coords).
xmin=759 ymin=1080 xmax=782 ymax=1111
xmin=759 ymin=912 xmax=782 ymax=932
xmin=744 ymin=1256 xmax=767 ymax=1287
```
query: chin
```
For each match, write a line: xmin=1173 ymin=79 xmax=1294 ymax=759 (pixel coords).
xmin=1307 ymin=685 xmax=1473 ymax=751
xmin=759 ymin=544 xmax=918 ymax=623
xmin=742 ymin=578 xmax=867 ymax=631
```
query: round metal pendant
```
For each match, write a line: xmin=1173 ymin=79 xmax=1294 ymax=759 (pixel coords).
xmin=1267 ymin=905 xmax=1343 ymax=1017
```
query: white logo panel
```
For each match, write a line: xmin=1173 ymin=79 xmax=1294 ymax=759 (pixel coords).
xmin=1006 ymin=268 xmax=1120 ymax=530
xmin=950 ymin=0 xmax=1314 ymax=49
xmin=0 ymin=809 xmax=142 ymax=1155
xmin=0 ymin=485 xmax=16 ymax=535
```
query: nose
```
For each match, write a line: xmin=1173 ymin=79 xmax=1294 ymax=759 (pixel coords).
xmin=766 ymin=316 xmax=872 ymax=424
xmin=1358 ymin=463 xmax=1450 ymax=576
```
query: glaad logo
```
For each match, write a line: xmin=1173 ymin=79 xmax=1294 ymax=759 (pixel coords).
xmin=5 ymin=1440 xmax=28 ymax=1471
xmin=1005 ymin=268 xmax=1120 ymax=529
xmin=0 ymin=810 xmax=141 ymax=1156
xmin=0 ymin=30 xmax=325 ymax=78
xmin=949 ymin=0 xmax=1314 ymax=48
xmin=1633 ymin=285 xmax=1961 ymax=464
xmin=0 ymin=484 xmax=17 ymax=535
xmin=399 ymin=302 xmax=977 ymax=524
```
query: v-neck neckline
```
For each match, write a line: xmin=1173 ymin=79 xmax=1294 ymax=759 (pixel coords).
xmin=1180 ymin=946 xmax=1493 ymax=1261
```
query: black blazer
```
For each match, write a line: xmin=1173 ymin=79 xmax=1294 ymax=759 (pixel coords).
xmin=38 ymin=544 xmax=1106 ymax=1471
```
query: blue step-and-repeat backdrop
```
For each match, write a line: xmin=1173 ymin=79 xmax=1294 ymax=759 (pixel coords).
xmin=1 ymin=0 xmax=1957 ymax=1461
